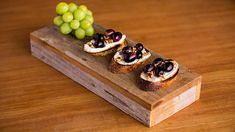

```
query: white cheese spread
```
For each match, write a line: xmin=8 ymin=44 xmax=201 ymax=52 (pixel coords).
xmin=84 ymin=35 xmax=126 ymax=53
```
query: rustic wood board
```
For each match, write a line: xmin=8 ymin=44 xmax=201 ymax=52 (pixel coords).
xmin=30 ymin=24 xmax=201 ymax=127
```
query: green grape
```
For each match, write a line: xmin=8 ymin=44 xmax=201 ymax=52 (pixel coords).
xmin=70 ymin=20 xmax=80 ymax=29
xmin=53 ymin=16 xmax=64 ymax=26
xmin=84 ymin=15 xmax=94 ymax=23
xmin=75 ymin=28 xmax=86 ymax=39
xmin=86 ymin=10 xmax=93 ymax=16
xmin=78 ymin=5 xmax=88 ymax=12
xmin=85 ymin=26 xmax=94 ymax=36
xmin=74 ymin=9 xmax=85 ymax=21
xmin=68 ymin=3 xmax=77 ymax=13
xmin=60 ymin=23 xmax=72 ymax=34
xmin=56 ymin=2 xmax=69 ymax=15
xmin=62 ymin=12 xmax=73 ymax=23
xmin=80 ymin=20 xmax=92 ymax=30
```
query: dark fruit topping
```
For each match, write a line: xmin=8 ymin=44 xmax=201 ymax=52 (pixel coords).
xmin=153 ymin=58 xmax=164 ymax=67
xmin=97 ymin=41 xmax=105 ymax=48
xmin=93 ymin=33 xmax=104 ymax=41
xmin=136 ymin=50 xmax=143 ymax=59
xmin=104 ymin=29 xmax=115 ymax=36
xmin=124 ymin=53 xmax=137 ymax=63
xmin=164 ymin=61 xmax=174 ymax=72
xmin=112 ymin=32 xmax=122 ymax=42
xmin=122 ymin=46 xmax=133 ymax=54
xmin=99 ymin=35 xmax=105 ymax=41
xmin=143 ymin=64 xmax=155 ymax=73
xmin=135 ymin=43 xmax=144 ymax=51
xmin=93 ymin=40 xmax=105 ymax=48
xmin=155 ymin=67 xmax=164 ymax=76
xmin=143 ymin=57 xmax=175 ymax=77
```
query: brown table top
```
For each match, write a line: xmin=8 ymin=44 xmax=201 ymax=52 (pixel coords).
xmin=1 ymin=0 xmax=235 ymax=131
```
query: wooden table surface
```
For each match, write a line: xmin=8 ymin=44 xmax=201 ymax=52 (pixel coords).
xmin=1 ymin=0 xmax=235 ymax=131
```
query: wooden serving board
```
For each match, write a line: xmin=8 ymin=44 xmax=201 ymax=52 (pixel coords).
xmin=30 ymin=24 xmax=201 ymax=127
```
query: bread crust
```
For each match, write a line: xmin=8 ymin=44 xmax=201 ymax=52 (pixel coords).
xmin=137 ymin=69 xmax=179 ymax=91
xmin=109 ymin=57 xmax=148 ymax=74
xmin=88 ymin=41 xmax=126 ymax=56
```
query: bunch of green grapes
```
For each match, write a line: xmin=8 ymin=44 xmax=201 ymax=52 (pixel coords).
xmin=53 ymin=2 xmax=94 ymax=39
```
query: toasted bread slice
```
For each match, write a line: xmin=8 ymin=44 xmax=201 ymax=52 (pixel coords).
xmin=137 ymin=69 xmax=179 ymax=91
xmin=137 ymin=59 xmax=179 ymax=91
xmin=109 ymin=46 xmax=151 ymax=74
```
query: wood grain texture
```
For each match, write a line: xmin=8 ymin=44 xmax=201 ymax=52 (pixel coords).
xmin=0 ymin=0 xmax=235 ymax=131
